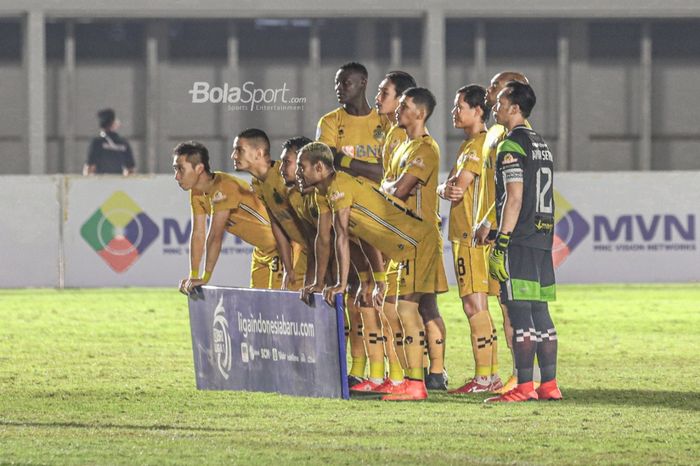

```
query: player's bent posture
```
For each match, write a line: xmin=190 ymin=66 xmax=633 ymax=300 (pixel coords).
xmin=439 ymin=85 xmax=502 ymax=394
xmin=173 ymin=141 xmax=281 ymax=295
xmin=231 ymin=129 xmax=309 ymax=291
xmin=475 ymin=71 xmax=535 ymax=394
xmin=299 ymin=142 xmax=446 ymax=401
xmin=278 ymin=136 xmax=336 ymax=303
xmin=485 ymin=81 xmax=562 ymax=403
xmin=381 ymin=87 xmax=449 ymax=390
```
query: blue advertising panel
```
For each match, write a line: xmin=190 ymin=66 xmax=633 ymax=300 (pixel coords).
xmin=188 ymin=287 xmax=349 ymax=399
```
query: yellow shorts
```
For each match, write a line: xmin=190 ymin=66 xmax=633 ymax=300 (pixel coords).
xmin=451 ymin=241 xmax=490 ymax=297
xmin=250 ymin=247 xmax=282 ymax=289
xmin=398 ymin=228 xmax=448 ymax=296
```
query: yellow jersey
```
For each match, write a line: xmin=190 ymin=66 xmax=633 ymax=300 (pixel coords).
xmin=287 ymin=189 xmax=330 ymax=233
xmin=325 ymin=171 xmax=431 ymax=261
xmin=251 ymin=161 xmax=308 ymax=248
xmin=448 ymin=132 xmax=487 ymax=243
xmin=383 ymin=134 xmax=441 ymax=223
xmin=190 ymin=172 xmax=276 ymax=252
xmin=381 ymin=124 xmax=408 ymax=174
xmin=316 ymin=107 xmax=390 ymax=165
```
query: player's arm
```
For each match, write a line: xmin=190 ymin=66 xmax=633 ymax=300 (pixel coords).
xmin=84 ymin=140 xmax=98 ymax=176
xmin=437 ymin=165 xmax=457 ymax=200
xmin=500 ymin=181 xmax=523 ymax=234
xmin=349 ymin=241 xmax=372 ymax=306
xmin=268 ymin=211 xmax=295 ymax=290
xmin=338 ymin=158 xmax=383 ymax=184
xmin=314 ymin=210 xmax=333 ymax=285
xmin=302 ymin=209 xmax=333 ymax=303
xmin=122 ymin=142 xmax=136 ymax=176
xmin=179 ymin=212 xmax=207 ymax=295
xmin=381 ymin=172 xmax=420 ymax=201
xmin=358 ymin=238 xmax=387 ymax=308
xmin=183 ymin=209 xmax=228 ymax=292
xmin=189 ymin=213 xmax=207 ymax=276
xmin=323 ymin=207 xmax=351 ymax=305
xmin=489 ymin=154 xmax=524 ymax=281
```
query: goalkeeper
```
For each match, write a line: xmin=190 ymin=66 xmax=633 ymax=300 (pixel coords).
xmin=485 ymin=81 xmax=562 ymax=403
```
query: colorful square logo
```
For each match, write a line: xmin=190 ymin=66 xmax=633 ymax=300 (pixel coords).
xmin=80 ymin=191 xmax=159 ymax=273
xmin=553 ymin=191 xmax=590 ymax=268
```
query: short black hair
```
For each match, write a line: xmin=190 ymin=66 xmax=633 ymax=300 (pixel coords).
xmin=503 ymin=81 xmax=537 ymax=118
xmin=97 ymin=108 xmax=116 ymax=129
xmin=403 ymin=87 xmax=437 ymax=122
xmin=385 ymin=71 xmax=417 ymax=97
xmin=237 ymin=128 xmax=271 ymax=155
xmin=457 ymin=84 xmax=490 ymax=122
xmin=339 ymin=62 xmax=368 ymax=79
xmin=173 ymin=141 xmax=211 ymax=173
xmin=282 ymin=136 xmax=314 ymax=152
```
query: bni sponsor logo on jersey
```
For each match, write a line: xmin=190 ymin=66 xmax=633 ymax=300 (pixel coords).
xmin=80 ymin=191 xmax=159 ymax=272
xmin=552 ymin=191 xmax=590 ymax=268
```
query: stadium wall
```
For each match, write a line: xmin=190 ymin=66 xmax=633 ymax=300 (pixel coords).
xmin=2 ymin=4 xmax=700 ymax=175
xmin=1 ymin=173 xmax=698 ymax=288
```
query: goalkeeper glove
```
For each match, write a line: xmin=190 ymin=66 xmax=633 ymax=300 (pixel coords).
xmin=488 ymin=232 xmax=511 ymax=282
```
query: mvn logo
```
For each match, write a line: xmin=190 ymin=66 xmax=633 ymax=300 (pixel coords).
xmin=80 ymin=191 xmax=159 ymax=273
xmin=552 ymin=191 xmax=590 ymax=268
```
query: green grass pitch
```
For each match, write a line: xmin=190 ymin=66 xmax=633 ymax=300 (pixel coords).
xmin=1 ymin=285 xmax=699 ymax=465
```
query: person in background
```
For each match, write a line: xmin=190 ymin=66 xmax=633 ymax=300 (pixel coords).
xmin=83 ymin=108 xmax=135 ymax=176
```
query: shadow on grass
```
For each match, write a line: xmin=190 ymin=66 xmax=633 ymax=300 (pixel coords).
xmin=0 ymin=419 xmax=233 ymax=433
xmin=424 ymin=388 xmax=700 ymax=411
xmin=555 ymin=388 xmax=700 ymax=411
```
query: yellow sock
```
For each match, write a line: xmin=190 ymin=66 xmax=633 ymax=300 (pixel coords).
xmin=487 ymin=312 xmax=499 ymax=375
xmin=360 ymin=306 xmax=385 ymax=380
xmin=347 ymin=299 xmax=367 ymax=377
xmin=383 ymin=301 xmax=408 ymax=370
xmin=469 ymin=310 xmax=494 ymax=378
xmin=350 ymin=357 xmax=367 ymax=378
xmin=397 ymin=300 xmax=424 ymax=380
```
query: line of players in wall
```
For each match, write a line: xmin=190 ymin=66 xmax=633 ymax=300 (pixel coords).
xmin=174 ymin=63 xmax=561 ymax=402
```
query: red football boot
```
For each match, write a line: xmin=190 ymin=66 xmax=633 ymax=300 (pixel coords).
xmin=381 ymin=379 xmax=428 ymax=401
xmin=536 ymin=379 xmax=563 ymax=401
xmin=448 ymin=377 xmax=491 ymax=394
xmin=484 ymin=383 xmax=538 ymax=403
xmin=350 ymin=378 xmax=384 ymax=393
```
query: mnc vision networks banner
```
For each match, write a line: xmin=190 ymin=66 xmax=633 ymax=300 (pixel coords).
xmin=188 ymin=287 xmax=349 ymax=399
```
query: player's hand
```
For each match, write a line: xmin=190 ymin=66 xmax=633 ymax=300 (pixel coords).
xmin=178 ymin=278 xmax=207 ymax=296
xmin=372 ymin=280 xmax=387 ymax=308
xmin=443 ymin=183 xmax=464 ymax=202
xmin=282 ymin=270 xmax=297 ymax=290
xmin=475 ymin=224 xmax=494 ymax=246
xmin=488 ymin=232 xmax=511 ymax=282
xmin=323 ymin=283 xmax=345 ymax=306
xmin=178 ymin=278 xmax=190 ymax=296
xmin=355 ymin=278 xmax=373 ymax=307
xmin=300 ymin=282 xmax=323 ymax=305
